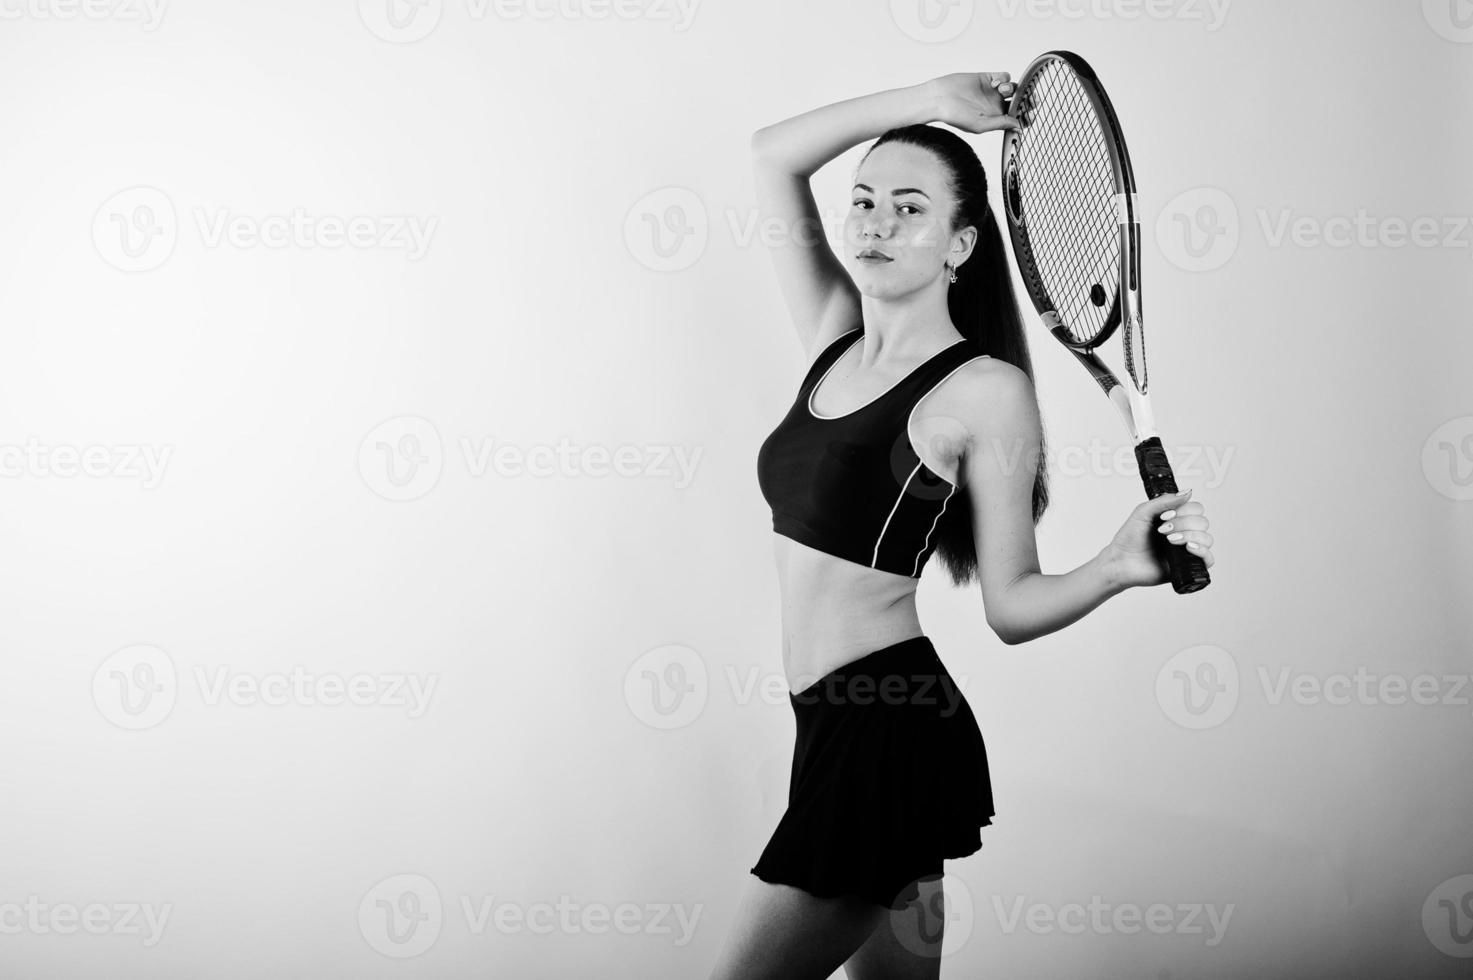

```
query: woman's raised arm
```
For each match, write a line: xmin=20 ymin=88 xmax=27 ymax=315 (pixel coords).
xmin=749 ymin=83 xmax=938 ymax=359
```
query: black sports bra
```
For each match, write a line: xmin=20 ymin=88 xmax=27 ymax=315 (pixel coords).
xmin=756 ymin=328 xmax=988 ymax=578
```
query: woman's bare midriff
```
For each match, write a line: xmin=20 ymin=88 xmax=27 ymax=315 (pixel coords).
xmin=771 ymin=354 xmax=985 ymax=695
xmin=772 ymin=533 xmax=928 ymax=695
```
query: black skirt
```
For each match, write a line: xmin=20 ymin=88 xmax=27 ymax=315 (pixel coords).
xmin=749 ymin=634 xmax=995 ymax=910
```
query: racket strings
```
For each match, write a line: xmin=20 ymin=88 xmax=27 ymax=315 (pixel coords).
xmin=1013 ymin=62 xmax=1121 ymax=346
xmin=1123 ymin=304 xmax=1148 ymax=393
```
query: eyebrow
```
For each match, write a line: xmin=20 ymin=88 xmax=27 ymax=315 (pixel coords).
xmin=853 ymin=183 xmax=931 ymax=200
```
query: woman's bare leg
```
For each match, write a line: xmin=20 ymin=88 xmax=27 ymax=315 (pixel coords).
xmin=844 ymin=876 xmax=946 ymax=980
xmin=706 ymin=877 xmax=886 ymax=980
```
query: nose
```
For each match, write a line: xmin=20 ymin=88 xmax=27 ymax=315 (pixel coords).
xmin=859 ymin=214 xmax=894 ymax=240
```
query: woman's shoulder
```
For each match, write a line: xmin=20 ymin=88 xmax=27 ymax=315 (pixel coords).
xmin=926 ymin=354 xmax=1040 ymax=436
xmin=946 ymin=353 xmax=1034 ymax=400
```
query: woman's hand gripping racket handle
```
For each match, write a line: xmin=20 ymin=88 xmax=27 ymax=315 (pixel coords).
xmin=1134 ymin=437 xmax=1212 ymax=594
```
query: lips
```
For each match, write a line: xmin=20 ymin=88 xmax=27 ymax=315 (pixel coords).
xmin=856 ymin=251 xmax=892 ymax=262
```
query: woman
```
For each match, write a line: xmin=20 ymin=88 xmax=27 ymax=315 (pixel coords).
xmin=709 ymin=72 xmax=1215 ymax=980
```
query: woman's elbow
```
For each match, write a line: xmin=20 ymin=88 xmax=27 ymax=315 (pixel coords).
xmin=987 ymin=616 xmax=1023 ymax=646
xmin=750 ymin=127 xmax=774 ymax=158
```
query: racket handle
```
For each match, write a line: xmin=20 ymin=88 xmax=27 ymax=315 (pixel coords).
xmin=1133 ymin=437 xmax=1211 ymax=594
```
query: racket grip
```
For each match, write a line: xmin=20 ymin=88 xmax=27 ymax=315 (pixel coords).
xmin=1134 ymin=437 xmax=1211 ymax=594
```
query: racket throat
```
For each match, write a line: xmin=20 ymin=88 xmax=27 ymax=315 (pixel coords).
xmin=1056 ymin=337 xmax=1148 ymax=442
xmin=1110 ymin=375 xmax=1160 ymax=446
xmin=1109 ymin=355 xmax=1159 ymax=444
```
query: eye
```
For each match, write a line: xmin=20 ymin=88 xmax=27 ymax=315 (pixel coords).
xmin=851 ymin=199 xmax=921 ymax=215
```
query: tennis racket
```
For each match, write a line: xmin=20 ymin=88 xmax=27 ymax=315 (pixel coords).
xmin=999 ymin=50 xmax=1210 ymax=594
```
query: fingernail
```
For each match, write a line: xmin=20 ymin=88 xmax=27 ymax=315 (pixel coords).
xmin=1168 ymin=532 xmax=1184 ymax=542
xmin=1160 ymin=510 xmax=1176 ymax=521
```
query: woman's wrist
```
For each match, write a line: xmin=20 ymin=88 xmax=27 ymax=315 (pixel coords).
xmin=1092 ymin=545 xmax=1133 ymax=598
xmin=910 ymin=79 xmax=941 ymax=126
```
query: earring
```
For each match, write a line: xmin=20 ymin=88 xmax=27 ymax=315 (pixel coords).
xmin=947 ymin=263 xmax=958 ymax=284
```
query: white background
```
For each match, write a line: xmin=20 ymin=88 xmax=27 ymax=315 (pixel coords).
xmin=0 ymin=0 xmax=1470 ymax=977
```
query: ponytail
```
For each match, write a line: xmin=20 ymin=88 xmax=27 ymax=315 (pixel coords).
xmin=861 ymin=124 xmax=1050 ymax=587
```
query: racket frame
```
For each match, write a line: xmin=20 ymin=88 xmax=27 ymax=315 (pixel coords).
xmin=999 ymin=50 xmax=1210 ymax=594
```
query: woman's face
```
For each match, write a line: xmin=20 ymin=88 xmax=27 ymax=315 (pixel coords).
xmin=844 ymin=142 xmax=969 ymax=300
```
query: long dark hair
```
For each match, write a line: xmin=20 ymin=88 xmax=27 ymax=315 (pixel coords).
xmin=859 ymin=124 xmax=1050 ymax=587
